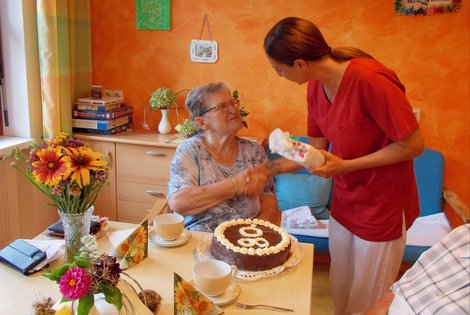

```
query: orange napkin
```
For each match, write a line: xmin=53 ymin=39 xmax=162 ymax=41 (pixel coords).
xmin=174 ymin=272 xmax=221 ymax=315
xmin=110 ymin=219 xmax=148 ymax=269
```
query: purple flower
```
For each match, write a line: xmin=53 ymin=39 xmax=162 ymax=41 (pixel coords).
xmin=66 ymin=138 xmax=86 ymax=148
xmin=92 ymin=170 xmax=108 ymax=182
xmin=59 ymin=266 xmax=93 ymax=300
xmin=94 ymin=254 xmax=121 ymax=287
xmin=29 ymin=150 xmax=39 ymax=163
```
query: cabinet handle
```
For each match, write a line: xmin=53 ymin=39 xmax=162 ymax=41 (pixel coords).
xmin=145 ymin=151 xmax=165 ymax=157
xmin=106 ymin=150 xmax=113 ymax=167
xmin=146 ymin=190 xmax=166 ymax=198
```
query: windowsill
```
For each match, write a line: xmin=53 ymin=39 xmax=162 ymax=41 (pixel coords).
xmin=0 ymin=136 xmax=35 ymax=158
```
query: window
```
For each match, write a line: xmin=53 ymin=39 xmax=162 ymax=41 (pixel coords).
xmin=0 ymin=16 xmax=4 ymax=136
xmin=0 ymin=1 xmax=37 ymax=156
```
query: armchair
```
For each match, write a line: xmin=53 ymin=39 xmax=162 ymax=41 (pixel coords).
xmin=267 ymin=139 xmax=463 ymax=263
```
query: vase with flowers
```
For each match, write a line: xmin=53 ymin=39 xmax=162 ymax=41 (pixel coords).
xmin=149 ymin=87 xmax=188 ymax=134
xmin=4 ymin=132 xmax=109 ymax=263
xmin=45 ymin=235 xmax=123 ymax=315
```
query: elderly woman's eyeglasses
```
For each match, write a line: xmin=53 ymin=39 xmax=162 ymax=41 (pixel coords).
xmin=199 ymin=100 xmax=240 ymax=116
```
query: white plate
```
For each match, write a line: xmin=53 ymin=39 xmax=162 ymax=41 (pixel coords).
xmin=149 ymin=230 xmax=192 ymax=247
xmin=189 ymin=280 xmax=241 ymax=306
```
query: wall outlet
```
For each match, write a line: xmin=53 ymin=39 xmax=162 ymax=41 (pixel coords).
xmin=413 ymin=108 xmax=421 ymax=122
xmin=103 ymin=89 xmax=123 ymax=98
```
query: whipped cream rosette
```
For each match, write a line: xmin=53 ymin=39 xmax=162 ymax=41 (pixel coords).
xmin=269 ymin=128 xmax=325 ymax=169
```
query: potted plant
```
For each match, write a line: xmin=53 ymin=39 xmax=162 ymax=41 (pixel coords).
xmin=149 ymin=87 xmax=177 ymax=111
xmin=175 ymin=118 xmax=199 ymax=138
xmin=3 ymin=132 xmax=110 ymax=263
xmin=149 ymin=87 xmax=190 ymax=134
xmin=149 ymin=87 xmax=176 ymax=134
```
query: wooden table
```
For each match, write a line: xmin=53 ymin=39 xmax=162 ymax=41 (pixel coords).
xmin=0 ymin=221 xmax=314 ymax=314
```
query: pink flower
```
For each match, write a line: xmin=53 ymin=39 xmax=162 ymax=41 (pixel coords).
xmin=59 ymin=266 xmax=93 ymax=300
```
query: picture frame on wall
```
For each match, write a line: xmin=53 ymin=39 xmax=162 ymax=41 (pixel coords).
xmin=394 ymin=0 xmax=462 ymax=15
xmin=190 ymin=40 xmax=218 ymax=63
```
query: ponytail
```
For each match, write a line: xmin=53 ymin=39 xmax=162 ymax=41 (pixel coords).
xmin=330 ymin=47 xmax=374 ymax=61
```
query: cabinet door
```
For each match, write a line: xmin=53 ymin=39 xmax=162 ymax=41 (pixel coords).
xmin=85 ymin=140 xmax=117 ymax=220
xmin=116 ymin=143 xmax=175 ymax=184
xmin=116 ymin=143 xmax=175 ymax=222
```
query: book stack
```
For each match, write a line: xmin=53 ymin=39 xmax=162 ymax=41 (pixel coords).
xmin=72 ymin=97 xmax=133 ymax=135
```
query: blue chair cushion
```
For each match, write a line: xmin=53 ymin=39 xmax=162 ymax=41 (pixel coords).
xmin=294 ymin=234 xmax=329 ymax=253
xmin=275 ymin=173 xmax=331 ymax=220
xmin=403 ymin=245 xmax=432 ymax=263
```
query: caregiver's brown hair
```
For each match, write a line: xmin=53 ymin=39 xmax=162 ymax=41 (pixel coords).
xmin=264 ymin=17 xmax=374 ymax=65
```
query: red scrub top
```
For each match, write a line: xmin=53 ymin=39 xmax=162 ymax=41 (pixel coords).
xmin=307 ymin=58 xmax=420 ymax=242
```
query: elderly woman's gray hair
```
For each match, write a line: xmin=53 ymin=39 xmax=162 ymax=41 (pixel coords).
xmin=185 ymin=82 xmax=231 ymax=120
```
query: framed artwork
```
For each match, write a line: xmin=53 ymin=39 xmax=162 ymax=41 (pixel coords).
xmin=394 ymin=0 xmax=462 ymax=15
xmin=136 ymin=0 xmax=171 ymax=30
xmin=190 ymin=40 xmax=218 ymax=63
xmin=190 ymin=15 xmax=218 ymax=64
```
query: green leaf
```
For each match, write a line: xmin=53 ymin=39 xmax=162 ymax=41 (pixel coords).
xmin=101 ymin=284 xmax=123 ymax=310
xmin=44 ymin=264 xmax=72 ymax=282
xmin=232 ymin=90 xmax=239 ymax=100
xmin=73 ymin=256 xmax=89 ymax=268
xmin=77 ymin=294 xmax=94 ymax=315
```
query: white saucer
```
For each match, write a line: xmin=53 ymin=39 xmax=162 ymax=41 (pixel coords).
xmin=149 ymin=230 xmax=192 ymax=247
xmin=190 ymin=280 xmax=241 ymax=306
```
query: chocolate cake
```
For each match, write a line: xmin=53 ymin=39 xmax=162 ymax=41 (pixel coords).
xmin=210 ymin=218 xmax=292 ymax=271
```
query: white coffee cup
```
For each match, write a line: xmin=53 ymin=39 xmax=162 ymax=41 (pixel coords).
xmin=193 ymin=259 xmax=238 ymax=296
xmin=153 ymin=213 xmax=184 ymax=241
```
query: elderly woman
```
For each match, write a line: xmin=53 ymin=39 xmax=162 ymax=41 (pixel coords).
xmin=167 ymin=82 xmax=280 ymax=232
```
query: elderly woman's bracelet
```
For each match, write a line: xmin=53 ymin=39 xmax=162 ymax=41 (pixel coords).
xmin=231 ymin=177 xmax=239 ymax=196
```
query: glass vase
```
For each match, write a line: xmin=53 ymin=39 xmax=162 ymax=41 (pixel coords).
xmin=59 ymin=206 xmax=94 ymax=263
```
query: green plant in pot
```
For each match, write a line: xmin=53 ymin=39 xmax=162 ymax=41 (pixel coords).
xmin=175 ymin=119 xmax=199 ymax=138
xmin=149 ymin=87 xmax=181 ymax=134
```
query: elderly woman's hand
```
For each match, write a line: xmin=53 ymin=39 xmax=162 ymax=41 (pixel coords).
xmin=236 ymin=165 xmax=271 ymax=197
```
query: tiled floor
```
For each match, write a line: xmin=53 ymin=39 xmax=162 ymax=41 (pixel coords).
xmin=311 ymin=255 xmax=334 ymax=315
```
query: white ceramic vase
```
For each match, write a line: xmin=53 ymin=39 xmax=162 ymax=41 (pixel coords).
xmin=158 ymin=109 xmax=171 ymax=134
xmin=72 ymin=295 xmax=122 ymax=315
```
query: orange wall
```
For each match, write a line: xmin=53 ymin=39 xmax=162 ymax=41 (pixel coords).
xmin=90 ymin=1 xmax=469 ymax=208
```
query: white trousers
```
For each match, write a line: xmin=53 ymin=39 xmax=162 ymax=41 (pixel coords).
xmin=329 ymin=216 xmax=406 ymax=315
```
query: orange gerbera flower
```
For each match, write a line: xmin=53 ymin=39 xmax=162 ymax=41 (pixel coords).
xmin=31 ymin=148 xmax=72 ymax=186
xmin=63 ymin=147 xmax=108 ymax=188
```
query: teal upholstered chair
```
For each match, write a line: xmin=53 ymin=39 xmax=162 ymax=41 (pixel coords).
xmin=266 ymin=137 xmax=332 ymax=253
xmin=267 ymin=137 xmax=452 ymax=261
